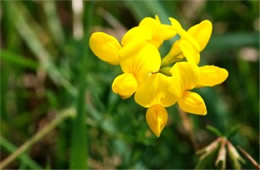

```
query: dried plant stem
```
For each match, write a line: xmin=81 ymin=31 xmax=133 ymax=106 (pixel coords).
xmin=238 ymin=146 xmax=260 ymax=169
xmin=215 ymin=138 xmax=227 ymax=170
xmin=0 ymin=108 xmax=76 ymax=169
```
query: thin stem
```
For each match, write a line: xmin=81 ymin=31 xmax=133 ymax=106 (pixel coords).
xmin=0 ymin=136 xmax=42 ymax=169
xmin=237 ymin=146 xmax=260 ymax=169
xmin=0 ymin=108 xmax=76 ymax=169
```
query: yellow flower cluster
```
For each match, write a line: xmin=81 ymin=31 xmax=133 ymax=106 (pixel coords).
xmin=89 ymin=16 xmax=228 ymax=137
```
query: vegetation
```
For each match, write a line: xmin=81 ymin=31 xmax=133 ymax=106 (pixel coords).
xmin=0 ymin=1 xmax=259 ymax=169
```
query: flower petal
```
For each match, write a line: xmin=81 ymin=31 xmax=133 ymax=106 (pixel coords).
xmin=170 ymin=62 xmax=200 ymax=93
xmin=139 ymin=17 xmax=176 ymax=48
xmin=119 ymin=41 xmax=147 ymax=60
xmin=180 ymin=40 xmax=200 ymax=64
xmin=146 ymin=105 xmax=168 ymax=137
xmin=178 ymin=91 xmax=207 ymax=115
xmin=198 ymin=65 xmax=228 ymax=87
xmin=121 ymin=27 xmax=152 ymax=46
xmin=135 ymin=73 xmax=178 ymax=108
xmin=112 ymin=73 xmax=138 ymax=99
xmin=120 ymin=43 xmax=161 ymax=82
xmin=169 ymin=17 xmax=200 ymax=51
xmin=89 ymin=32 xmax=121 ymax=65
xmin=188 ymin=20 xmax=212 ymax=51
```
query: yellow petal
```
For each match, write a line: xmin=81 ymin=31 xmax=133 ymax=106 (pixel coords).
xmin=146 ymin=105 xmax=168 ymax=137
xmin=139 ymin=17 xmax=176 ymax=48
xmin=168 ymin=17 xmax=183 ymax=31
xmin=134 ymin=73 xmax=178 ymax=108
xmin=170 ymin=62 xmax=199 ymax=92
xmin=161 ymin=40 xmax=183 ymax=66
xmin=121 ymin=27 xmax=152 ymax=46
xmin=178 ymin=91 xmax=207 ymax=115
xmin=169 ymin=17 xmax=200 ymax=51
xmin=155 ymin=15 xmax=160 ymax=22
xmin=188 ymin=20 xmax=212 ymax=51
xmin=198 ymin=65 xmax=228 ymax=87
xmin=120 ymin=43 xmax=161 ymax=82
xmin=89 ymin=32 xmax=121 ymax=65
xmin=180 ymin=40 xmax=200 ymax=64
xmin=119 ymin=41 xmax=147 ymax=60
xmin=112 ymin=73 xmax=138 ymax=99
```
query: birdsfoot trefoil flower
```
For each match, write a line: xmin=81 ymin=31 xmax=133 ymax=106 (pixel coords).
xmin=89 ymin=15 xmax=228 ymax=137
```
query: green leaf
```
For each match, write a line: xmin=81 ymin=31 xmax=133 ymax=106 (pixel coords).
xmin=206 ymin=125 xmax=223 ymax=137
xmin=0 ymin=50 xmax=39 ymax=69
xmin=208 ymin=32 xmax=259 ymax=50
xmin=225 ymin=124 xmax=240 ymax=138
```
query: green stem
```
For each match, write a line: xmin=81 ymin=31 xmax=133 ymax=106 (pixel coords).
xmin=0 ymin=108 xmax=76 ymax=169
xmin=69 ymin=1 xmax=94 ymax=169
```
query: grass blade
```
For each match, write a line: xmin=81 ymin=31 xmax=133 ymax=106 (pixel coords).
xmin=208 ymin=32 xmax=259 ymax=50
xmin=43 ymin=1 xmax=65 ymax=46
xmin=69 ymin=1 xmax=94 ymax=169
xmin=10 ymin=2 xmax=77 ymax=96
xmin=0 ymin=50 xmax=39 ymax=69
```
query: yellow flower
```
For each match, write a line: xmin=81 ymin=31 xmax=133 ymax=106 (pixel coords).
xmin=89 ymin=16 xmax=229 ymax=137
xmin=113 ymin=43 xmax=161 ymax=98
xmin=134 ymin=73 xmax=178 ymax=137
xmin=162 ymin=18 xmax=212 ymax=65
xmin=170 ymin=62 xmax=228 ymax=115
xmin=89 ymin=16 xmax=176 ymax=99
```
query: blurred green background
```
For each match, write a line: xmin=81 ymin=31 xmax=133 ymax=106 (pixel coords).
xmin=0 ymin=0 xmax=259 ymax=169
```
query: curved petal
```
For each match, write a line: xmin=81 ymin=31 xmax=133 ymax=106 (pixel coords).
xmin=180 ymin=40 xmax=200 ymax=64
xmin=170 ymin=62 xmax=199 ymax=93
xmin=89 ymin=32 xmax=121 ymax=65
xmin=146 ymin=104 xmax=168 ymax=137
xmin=169 ymin=17 xmax=200 ymax=51
xmin=198 ymin=65 xmax=228 ymax=87
xmin=188 ymin=20 xmax=212 ymax=51
xmin=121 ymin=27 xmax=152 ymax=46
xmin=139 ymin=17 xmax=176 ymax=48
xmin=120 ymin=43 xmax=161 ymax=82
xmin=112 ymin=73 xmax=138 ymax=99
xmin=178 ymin=91 xmax=207 ymax=115
xmin=135 ymin=73 xmax=178 ymax=108
xmin=119 ymin=41 xmax=147 ymax=60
